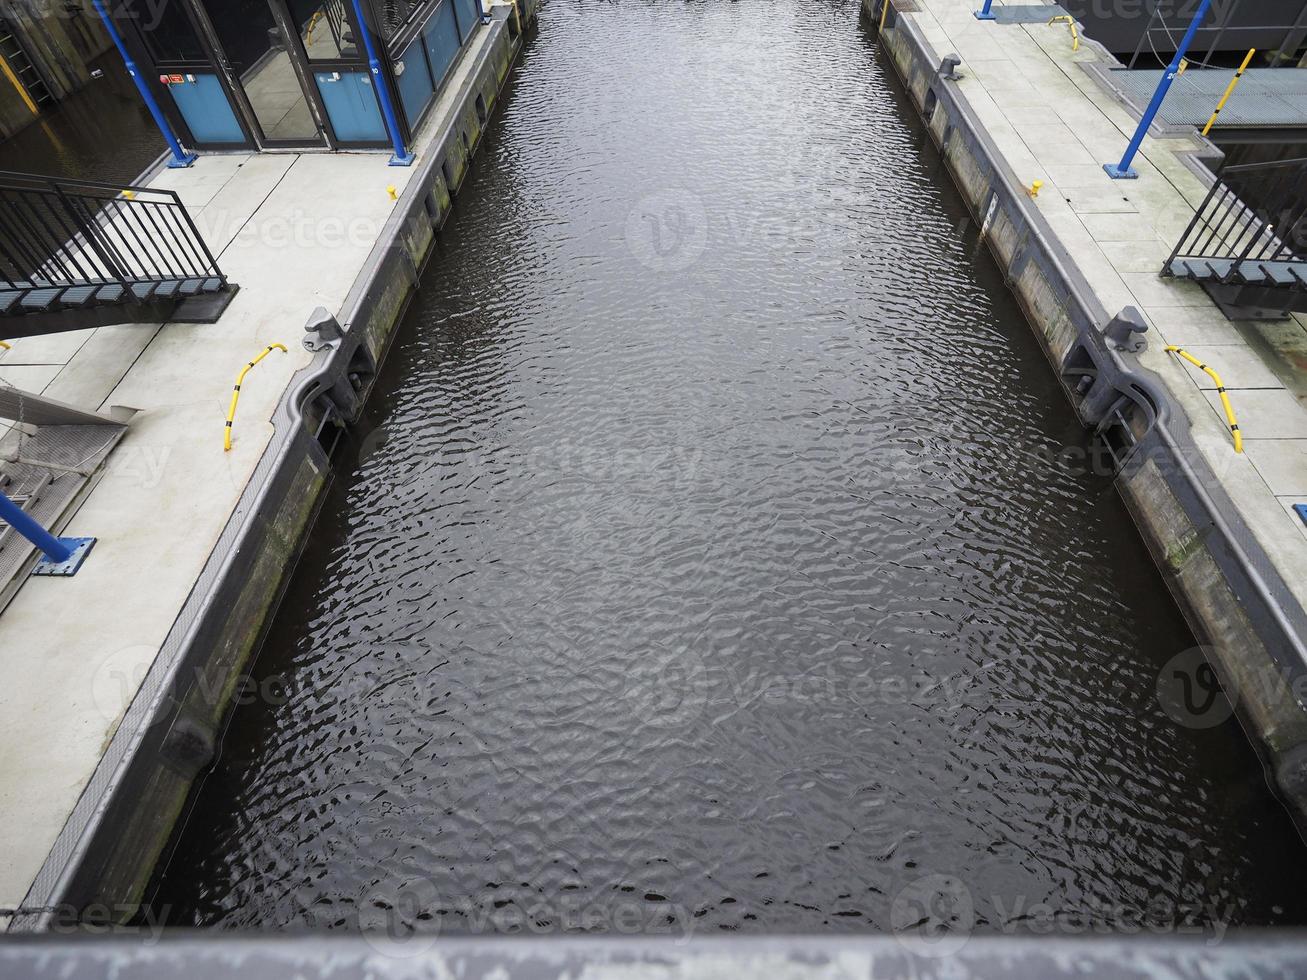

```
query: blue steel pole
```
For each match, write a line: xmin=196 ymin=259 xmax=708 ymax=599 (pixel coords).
xmin=90 ymin=0 xmax=195 ymax=169
xmin=1104 ymin=0 xmax=1212 ymax=179
xmin=0 ymin=489 xmax=73 ymax=564
xmin=348 ymin=0 xmax=415 ymax=166
xmin=974 ymin=0 xmax=996 ymax=20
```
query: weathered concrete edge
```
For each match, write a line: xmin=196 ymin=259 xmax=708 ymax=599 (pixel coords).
xmin=8 ymin=4 xmax=535 ymax=930
xmin=870 ymin=2 xmax=1307 ymax=828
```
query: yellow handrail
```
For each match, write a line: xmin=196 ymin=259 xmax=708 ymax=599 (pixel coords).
xmin=1048 ymin=15 xmax=1079 ymax=51
xmin=1202 ymin=48 xmax=1256 ymax=136
xmin=1164 ymin=346 xmax=1242 ymax=453
xmin=878 ymin=0 xmax=891 ymax=31
xmin=224 ymin=344 xmax=288 ymax=452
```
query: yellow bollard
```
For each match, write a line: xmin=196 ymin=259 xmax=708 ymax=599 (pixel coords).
xmin=387 ymin=184 xmax=398 ymax=200
xmin=1164 ymin=346 xmax=1242 ymax=453
xmin=1027 ymin=179 xmax=1043 ymax=198
xmin=224 ymin=344 xmax=288 ymax=452
xmin=1047 ymin=15 xmax=1079 ymax=52
xmin=1202 ymin=48 xmax=1256 ymax=136
xmin=0 ymin=341 xmax=10 ymax=350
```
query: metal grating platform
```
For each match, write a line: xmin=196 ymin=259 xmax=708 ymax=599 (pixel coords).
xmin=1109 ymin=68 xmax=1307 ymax=128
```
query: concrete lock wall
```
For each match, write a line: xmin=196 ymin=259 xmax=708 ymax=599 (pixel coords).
xmin=869 ymin=0 xmax=1307 ymax=835
xmin=12 ymin=7 xmax=533 ymax=925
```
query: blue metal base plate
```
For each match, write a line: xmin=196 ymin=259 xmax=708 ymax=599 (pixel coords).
xmin=32 ymin=537 xmax=96 ymax=576
xmin=388 ymin=151 xmax=416 ymax=167
xmin=973 ymin=9 xmax=996 ymax=18
xmin=1103 ymin=162 xmax=1139 ymax=179
xmin=166 ymin=153 xmax=198 ymax=169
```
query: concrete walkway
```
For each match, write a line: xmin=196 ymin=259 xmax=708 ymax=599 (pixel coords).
xmin=905 ymin=1 xmax=1307 ymax=601
xmin=0 ymin=20 xmax=501 ymax=916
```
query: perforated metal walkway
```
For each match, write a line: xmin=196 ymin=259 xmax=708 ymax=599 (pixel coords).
xmin=1108 ymin=68 xmax=1307 ymax=128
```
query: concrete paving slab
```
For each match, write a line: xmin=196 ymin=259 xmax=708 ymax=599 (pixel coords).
xmin=0 ymin=364 xmax=62 ymax=396
xmin=1061 ymin=185 xmax=1139 ymax=214
xmin=1247 ymin=441 xmax=1307 ymax=496
xmin=1077 ymin=211 xmax=1163 ymax=242
xmin=1203 ymin=388 xmax=1307 ymax=440
xmin=0 ymin=331 xmax=93 ymax=366
xmin=1124 ymin=272 xmax=1218 ymax=308
xmin=1172 ymin=345 xmax=1286 ymax=390
xmin=1095 ymin=240 xmax=1171 ymax=274
xmin=1140 ymin=306 xmax=1248 ymax=347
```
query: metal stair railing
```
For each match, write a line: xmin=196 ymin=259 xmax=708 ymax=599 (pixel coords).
xmin=1164 ymin=156 xmax=1307 ymax=288
xmin=0 ymin=170 xmax=227 ymax=310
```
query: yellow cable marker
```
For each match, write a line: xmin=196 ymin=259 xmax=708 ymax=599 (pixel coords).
xmin=1165 ymin=346 xmax=1242 ymax=453
xmin=225 ymin=344 xmax=288 ymax=452
xmin=1047 ymin=15 xmax=1079 ymax=52
xmin=1202 ymin=48 xmax=1256 ymax=137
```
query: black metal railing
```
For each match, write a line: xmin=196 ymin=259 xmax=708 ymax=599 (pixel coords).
xmin=1165 ymin=156 xmax=1307 ymax=280
xmin=0 ymin=170 xmax=225 ymax=305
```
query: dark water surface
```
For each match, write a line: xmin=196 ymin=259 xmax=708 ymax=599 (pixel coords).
xmin=0 ymin=53 xmax=162 ymax=184
xmin=153 ymin=0 xmax=1307 ymax=938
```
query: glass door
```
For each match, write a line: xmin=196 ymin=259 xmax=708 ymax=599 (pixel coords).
xmin=118 ymin=0 xmax=252 ymax=149
xmin=194 ymin=0 xmax=330 ymax=147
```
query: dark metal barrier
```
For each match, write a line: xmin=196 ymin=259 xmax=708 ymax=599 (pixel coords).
xmin=1163 ymin=156 xmax=1307 ymax=286
xmin=0 ymin=170 xmax=226 ymax=312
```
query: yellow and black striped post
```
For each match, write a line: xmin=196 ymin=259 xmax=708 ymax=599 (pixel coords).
xmin=1202 ymin=49 xmax=1256 ymax=136
xmin=225 ymin=344 xmax=288 ymax=452
xmin=1165 ymin=346 xmax=1242 ymax=452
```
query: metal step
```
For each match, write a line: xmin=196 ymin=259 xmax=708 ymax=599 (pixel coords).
xmin=1169 ymin=256 xmax=1307 ymax=290
xmin=18 ymin=288 xmax=64 ymax=312
xmin=57 ymin=285 xmax=102 ymax=308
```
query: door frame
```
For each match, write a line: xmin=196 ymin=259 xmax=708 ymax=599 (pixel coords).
xmin=114 ymin=2 xmax=257 ymax=151
xmin=183 ymin=0 xmax=333 ymax=150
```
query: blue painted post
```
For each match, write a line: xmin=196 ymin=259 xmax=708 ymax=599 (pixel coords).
xmin=974 ymin=0 xmax=996 ymax=20
xmin=0 ymin=490 xmax=73 ymax=564
xmin=348 ymin=0 xmax=415 ymax=166
xmin=90 ymin=0 xmax=195 ymax=169
xmin=1104 ymin=0 xmax=1212 ymax=179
